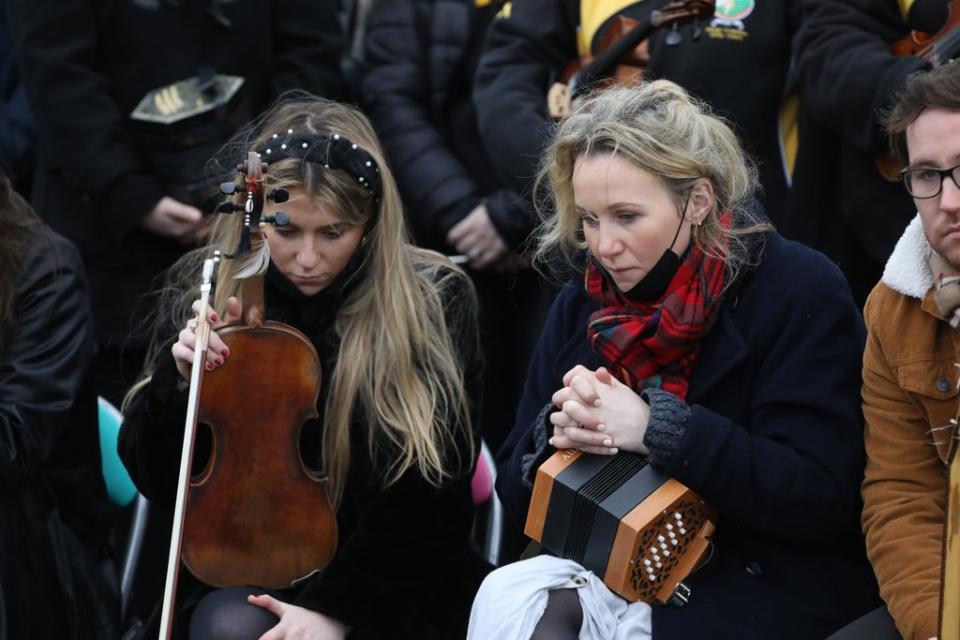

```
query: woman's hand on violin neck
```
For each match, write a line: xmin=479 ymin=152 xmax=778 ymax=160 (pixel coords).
xmin=248 ymin=594 xmax=348 ymax=640
xmin=170 ymin=295 xmax=242 ymax=380
xmin=549 ymin=365 xmax=650 ymax=456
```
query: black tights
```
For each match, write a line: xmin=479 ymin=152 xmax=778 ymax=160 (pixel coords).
xmin=189 ymin=587 xmax=280 ymax=640
xmin=531 ymin=588 xmax=582 ymax=640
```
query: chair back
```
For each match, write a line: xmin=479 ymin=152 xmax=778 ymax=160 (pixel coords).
xmin=97 ymin=397 xmax=137 ymax=507
xmin=472 ymin=441 xmax=503 ymax=566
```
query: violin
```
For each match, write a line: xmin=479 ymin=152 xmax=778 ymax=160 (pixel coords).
xmin=547 ymin=0 xmax=716 ymax=119
xmin=159 ymin=152 xmax=338 ymax=639
xmin=876 ymin=0 xmax=960 ymax=180
xmin=892 ymin=0 xmax=960 ymax=63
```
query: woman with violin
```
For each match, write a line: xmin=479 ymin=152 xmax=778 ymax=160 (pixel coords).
xmin=467 ymin=81 xmax=879 ymax=639
xmin=118 ymin=95 xmax=484 ymax=639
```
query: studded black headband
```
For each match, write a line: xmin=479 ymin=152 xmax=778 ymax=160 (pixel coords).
xmin=256 ymin=129 xmax=382 ymax=204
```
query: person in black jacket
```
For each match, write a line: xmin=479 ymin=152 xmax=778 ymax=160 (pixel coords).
xmin=782 ymin=0 xmax=944 ymax=306
xmin=361 ymin=0 xmax=553 ymax=452
xmin=473 ymin=0 xmax=799 ymax=221
xmin=119 ymin=96 xmax=485 ymax=639
xmin=7 ymin=0 xmax=346 ymax=406
xmin=0 ymin=3 xmax=34 ymax=196
xmin=363 ymin=0 xmax=531 ymax=260
xmin=468 ymin=81 xmax=878 ymax=639
xmin=0 ymin=170 xmax=118 ymax=639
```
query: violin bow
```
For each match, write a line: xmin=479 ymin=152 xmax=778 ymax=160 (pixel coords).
xmin=159 ymin=256 xmax=217 ymax=640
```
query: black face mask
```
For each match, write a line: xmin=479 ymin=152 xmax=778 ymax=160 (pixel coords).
xmin=623 ymin=245 xmax=682 ymax=300
xmin=619 ymin=197 xmax=691 ymax=301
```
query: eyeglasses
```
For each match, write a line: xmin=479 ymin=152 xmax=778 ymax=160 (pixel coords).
xmin=900 ymin=162 xmax=960 ymax=199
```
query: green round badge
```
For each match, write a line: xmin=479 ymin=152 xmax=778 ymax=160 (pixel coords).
xmin=714 ymin=0 xmax=755 ymax=21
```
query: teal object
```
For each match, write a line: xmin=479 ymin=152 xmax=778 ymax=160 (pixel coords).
xmin=97 ymin=397 xmax=137 ymax=507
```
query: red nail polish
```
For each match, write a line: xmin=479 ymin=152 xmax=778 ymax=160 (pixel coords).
xmin=221 ymin=349 xmax=229 ymax=357
xmin=211 ymin=313 xmax=218 ymax=323
xmin=214 ymin=358 xmax=223 ymax=366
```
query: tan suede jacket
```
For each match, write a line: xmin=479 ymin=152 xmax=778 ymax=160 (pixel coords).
xmin=862 ymin=216 xmax=960 ymax=640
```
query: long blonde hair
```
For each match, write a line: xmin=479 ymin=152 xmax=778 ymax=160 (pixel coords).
xmin=126 ymin=95 xmax=475 ymax=506
xmin=535 ymin=81 xmax=771 ymax=285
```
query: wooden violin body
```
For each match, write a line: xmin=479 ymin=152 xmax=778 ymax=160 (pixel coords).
xmin=876 ymin=0 xmax=960 ymax=181
xmin=892 ymin=0 xmax=960 ymax=64
xmin=547 ymin=0 xmax=715 ymax=119
xmin=548 ymin=16 xmax=649 ymax=119
xmin=184 ymin=322 xmax=337 ymax=588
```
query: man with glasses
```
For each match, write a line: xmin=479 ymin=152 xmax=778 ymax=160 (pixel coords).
xmin=901 ymin=164 xmax=960 ymax=201
xmin=852 ymin=60 xmax=960 ymax=640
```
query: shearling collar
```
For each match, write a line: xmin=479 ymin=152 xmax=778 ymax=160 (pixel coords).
xmin=881 ymin=214 xmax=933 ymax=300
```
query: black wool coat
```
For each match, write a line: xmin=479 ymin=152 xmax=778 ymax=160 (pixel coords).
xmin=497 ymin=232 xmax=881 ymax=638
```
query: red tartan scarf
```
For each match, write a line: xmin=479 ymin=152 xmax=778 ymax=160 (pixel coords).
xmin=584 ymin=217 xmax=730 ymax=401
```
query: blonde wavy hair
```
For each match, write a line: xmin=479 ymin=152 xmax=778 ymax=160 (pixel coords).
xmin=125 ymin=95 xmax=475 ymax=507
xmin=534 ymin=80 xmax=771 ymax=286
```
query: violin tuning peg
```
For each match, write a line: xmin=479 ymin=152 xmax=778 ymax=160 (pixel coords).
xmin=216 ymin=202 xmax=242 ymax=214
xmin=260 ymin=212 xmax=289 ymax=227
xmin=220 ymin=182 xmax=238 ymax=195
xmin=268 ymin=187 xmax=289 ymax=203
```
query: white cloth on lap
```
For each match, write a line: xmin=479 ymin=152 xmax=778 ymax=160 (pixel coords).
xmin=467 ymin=554 xmax=653 ymax=640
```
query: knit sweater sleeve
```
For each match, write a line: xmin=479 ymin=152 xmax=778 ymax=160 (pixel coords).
xmin=641 ymin=388 xmax=691 ymax=469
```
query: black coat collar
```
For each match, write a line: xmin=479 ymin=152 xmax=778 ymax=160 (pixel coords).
xmin=687 ymin=234 xmax=765 ymax=402
xmin=688 ymin=303 xmax=749 ymax=403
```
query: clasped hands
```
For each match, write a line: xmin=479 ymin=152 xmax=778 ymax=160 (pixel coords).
xmin=549 ymin=365 xmax=651 ymax=456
